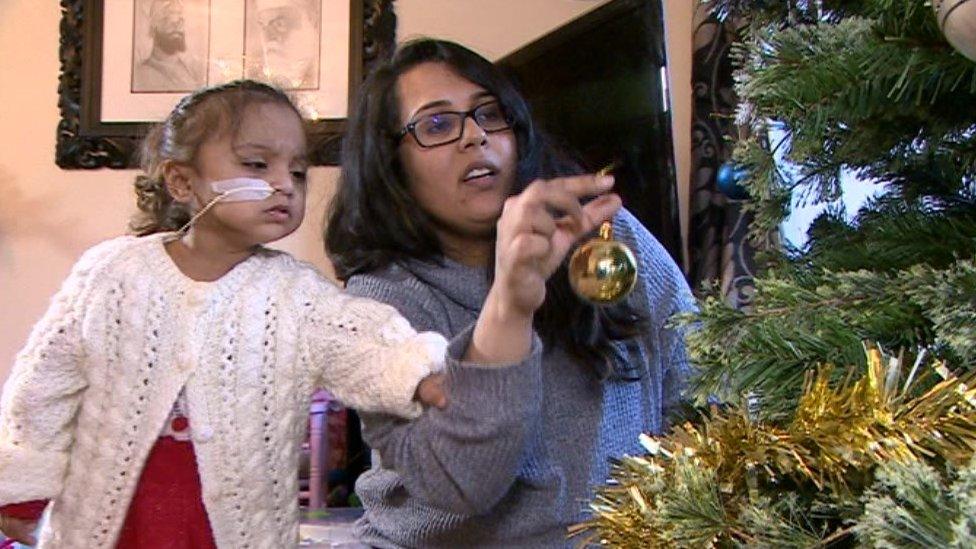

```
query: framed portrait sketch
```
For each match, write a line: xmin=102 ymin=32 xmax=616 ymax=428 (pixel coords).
xmin=57 ymin=0 xmax=396 ymax=169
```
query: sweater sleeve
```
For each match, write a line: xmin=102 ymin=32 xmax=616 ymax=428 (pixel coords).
xmin=0 ymin=240 xmax=121 ymax=506
xmin=346 ymin=275 xmax=546 ymax=516
xmin=300 ymin=273 xmax=448 ymax=419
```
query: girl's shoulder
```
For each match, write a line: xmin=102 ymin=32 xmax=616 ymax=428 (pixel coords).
xmin=72 ymin=234 xmax=154 ymax=272
xmin=45 ymin=235 xmax=165 ymax=299
xmin=250 ymin=247 xmax=342 ymax=292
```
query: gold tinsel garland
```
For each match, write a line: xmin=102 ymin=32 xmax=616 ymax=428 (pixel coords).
xmin=571 ymin=348 xmax=976 ymax=547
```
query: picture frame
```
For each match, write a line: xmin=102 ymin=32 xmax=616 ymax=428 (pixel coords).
xmin=56 ymin=0 xmax=396 ymax=169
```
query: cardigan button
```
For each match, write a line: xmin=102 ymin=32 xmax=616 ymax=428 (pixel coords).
xmin=171 ymin=416 xmax=189 ymax=432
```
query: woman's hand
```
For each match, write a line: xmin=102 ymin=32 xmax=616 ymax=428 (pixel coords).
xmin=493 ymin=173 xmax=620 ymax=316
xmin=0 ymin=514 xmax=38 ymax=546
xmin=467 ymin=173 xmax=621 ymax=364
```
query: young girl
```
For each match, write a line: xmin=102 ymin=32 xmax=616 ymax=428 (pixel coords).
xmin=0 ymin=80 xmax=448 ymax=548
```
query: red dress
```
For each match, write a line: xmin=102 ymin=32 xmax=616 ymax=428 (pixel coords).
xmin=114 ymin=434 xmax=217 ymax=548
xmin=1 ymin=414 xmax=218 ymax=548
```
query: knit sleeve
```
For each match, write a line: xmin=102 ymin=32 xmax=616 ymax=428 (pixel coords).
xmin=300 ymin=274 xmax=448 ymax=419
xmin=346 ymin=274 xmax=546 ymax=516
xmin=358 ymin=331 xmax=544 ymax=516
xmin=616 ymin=210 xmax=698 ymax=420
xmin=0 ymin=239 xmax=122 ymax=506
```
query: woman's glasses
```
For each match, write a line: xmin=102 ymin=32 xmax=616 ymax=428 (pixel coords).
xmin=396 ymin=102 xmax=512 ymax=148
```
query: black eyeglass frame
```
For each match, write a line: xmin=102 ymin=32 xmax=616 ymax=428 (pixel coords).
xmin=394 ymin=102 xmax=513 ymax=148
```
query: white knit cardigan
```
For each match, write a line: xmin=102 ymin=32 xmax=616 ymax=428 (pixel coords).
xmin=0 ymin=234 xmax=447 ymax=548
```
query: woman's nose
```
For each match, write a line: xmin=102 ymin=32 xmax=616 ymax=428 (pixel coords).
xmin=457 ymin=115 xmax=488 ymax=148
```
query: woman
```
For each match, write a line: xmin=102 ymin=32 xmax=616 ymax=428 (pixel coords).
xmin=326 ymin=38 xmax=695 ymax=547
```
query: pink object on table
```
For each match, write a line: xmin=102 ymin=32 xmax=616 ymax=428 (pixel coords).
xmin=0 ymin=538 xmax=18 ymax=548
xmin=305 ymin=390 xmax=332 ymax=509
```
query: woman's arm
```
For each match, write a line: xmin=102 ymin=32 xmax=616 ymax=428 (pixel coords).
xmin=340 ymin=273 xmax=543 ymax=515
xmin=358 ymin=328 xmax=545 ymax=516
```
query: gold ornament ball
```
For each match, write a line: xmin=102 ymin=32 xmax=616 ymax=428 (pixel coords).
xmin=569 ymin=227 xmax=637 ymax=305
xmin=934 ymin=0 xmax=976 ymax=62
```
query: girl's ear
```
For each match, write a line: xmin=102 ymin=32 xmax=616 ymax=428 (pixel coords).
xmin=163 ymin=161 xmax=195 ymax=203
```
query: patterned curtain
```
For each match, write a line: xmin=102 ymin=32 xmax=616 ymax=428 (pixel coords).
xmin=688 ymin=3 xmax=756 ymax=309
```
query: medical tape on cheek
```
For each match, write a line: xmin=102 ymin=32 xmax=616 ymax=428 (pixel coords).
xmin=176 ymin=177 xmax=275 ymax=234
xmin=210 ymin=177 xmax=274 ymax=202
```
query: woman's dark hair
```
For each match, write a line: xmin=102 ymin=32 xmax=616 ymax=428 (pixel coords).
xmin=326 ymin=38 xmax=647 ymax=375
xmin=129 ymin=79 xmax=303 ymax=236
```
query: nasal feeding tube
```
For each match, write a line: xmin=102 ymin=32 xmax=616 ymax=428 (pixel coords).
xmin=177 ymin=178 xmax=274 ymax=233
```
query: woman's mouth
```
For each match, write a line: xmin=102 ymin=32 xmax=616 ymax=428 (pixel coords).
xmin=462 ymin=166 xmax=497 ymax=183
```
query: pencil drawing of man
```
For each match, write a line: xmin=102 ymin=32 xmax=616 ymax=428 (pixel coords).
xmin=132 ymin=0 xmax=206 ymax=92
xmin=245 ymin=0 xmax=321 ymax=90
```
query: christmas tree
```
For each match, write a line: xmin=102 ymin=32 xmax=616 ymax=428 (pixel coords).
xmin=574 ymin=1 xmax=976 ymax=546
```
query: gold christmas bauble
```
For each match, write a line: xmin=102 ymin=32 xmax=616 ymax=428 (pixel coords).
xmin=934 ymin=0 xmax=976 ymax=62
xmin=568 ymin=222 xmax=637 ymax=305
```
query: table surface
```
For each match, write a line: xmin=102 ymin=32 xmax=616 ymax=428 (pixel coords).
xmin=0 ymin=509 xmax=368 ymax=549
xmin=299 ymin=507 xmax=367 ymax=548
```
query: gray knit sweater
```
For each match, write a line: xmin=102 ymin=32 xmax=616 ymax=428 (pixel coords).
xmin=347 ymin=209 xmax=696 ymax=548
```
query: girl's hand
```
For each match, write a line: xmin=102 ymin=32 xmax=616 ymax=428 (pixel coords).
xmin=492 ymin=173 xmax=620 ymax=318
xmin=415 ymin=373 xmax=447 ymax=409
xmin=0 ymin=515 xmax=38 ymax=546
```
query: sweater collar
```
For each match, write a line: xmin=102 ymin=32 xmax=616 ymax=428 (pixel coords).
xmin=400 ymin=256 xmax=490 ymax=313
xmin=147 ymin=232 xmax=266 ymax=300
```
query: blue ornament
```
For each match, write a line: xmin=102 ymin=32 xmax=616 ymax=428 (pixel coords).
xmin=716 ymin=162 xmax=750 ymax=200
